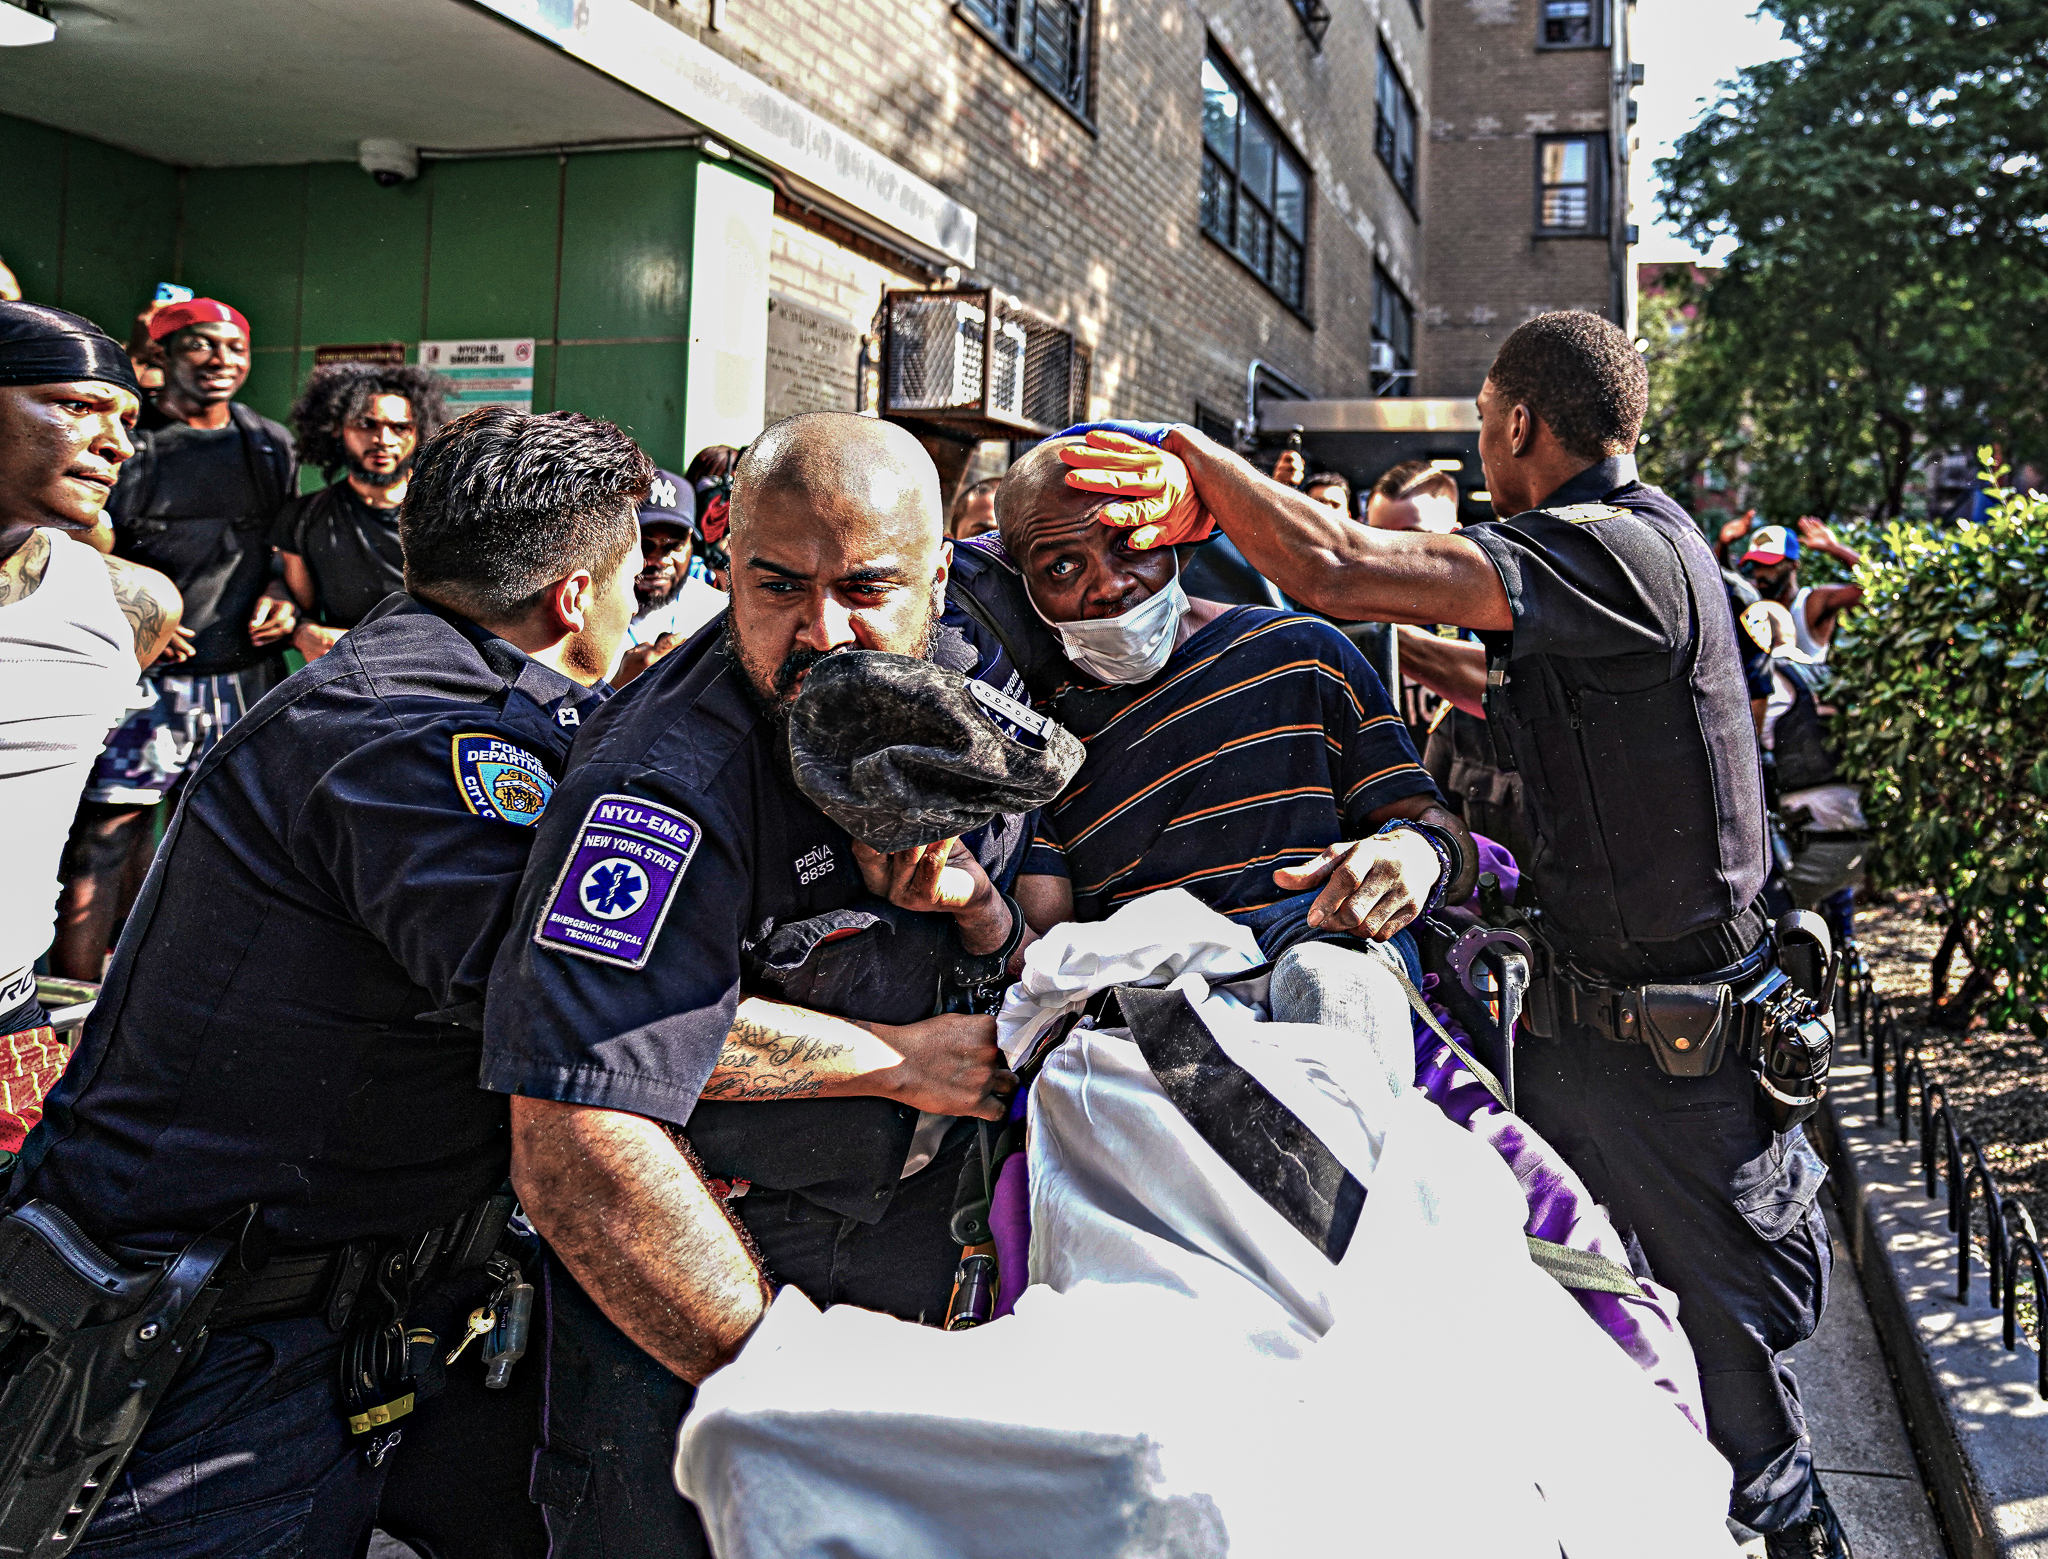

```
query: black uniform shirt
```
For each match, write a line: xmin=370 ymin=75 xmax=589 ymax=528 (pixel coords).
xmin=274 ymin=479 xmax=407 ymax=629
xmin=1462 ymin=456 xmax=1766 ymax=977
xmin=109 ymin=401 xmax=296 ymax=674
xmin=26 ymin=595 xmax=602 ymax=1252
xmin=483 ymin=612 xmax=1023 ymax=1133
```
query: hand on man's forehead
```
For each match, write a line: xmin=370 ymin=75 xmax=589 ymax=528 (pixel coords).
xmin=995 ymin=436 xmax=1112 ymax=551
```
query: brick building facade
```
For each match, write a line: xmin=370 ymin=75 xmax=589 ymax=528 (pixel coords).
xmin=1417 ymin=0 xmax=1637 ymax=399
xmin=672 ymin=0 xmax=1429 ymax=449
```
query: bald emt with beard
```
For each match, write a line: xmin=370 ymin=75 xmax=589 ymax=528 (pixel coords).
xmin=485 ymin=411 xmax=1051 ymax=1557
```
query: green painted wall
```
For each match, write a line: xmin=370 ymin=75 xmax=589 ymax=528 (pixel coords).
xmin=0 ymin=115 xmax=755 ymax=470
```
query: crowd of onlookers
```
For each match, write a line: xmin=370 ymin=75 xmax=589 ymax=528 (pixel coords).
xmin=18 ymin=274 xmax=1865 ymax=990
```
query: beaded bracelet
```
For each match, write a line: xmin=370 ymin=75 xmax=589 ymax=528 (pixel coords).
xmin=1375 ymin=820 xmax=1455 ymax=916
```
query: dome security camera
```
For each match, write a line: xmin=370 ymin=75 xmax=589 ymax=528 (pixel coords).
xmin=358 ymin=139 xmax=420 ymax=187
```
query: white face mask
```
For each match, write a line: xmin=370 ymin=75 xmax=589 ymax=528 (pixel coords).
xmin=1031 ymin=558 xmax=1188 ymax=685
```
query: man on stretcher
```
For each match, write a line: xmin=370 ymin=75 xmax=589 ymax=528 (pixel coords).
xmin=673 ymin=433 xmax=1743 ymax=1557
xmin=975 ymin=437 xmax=1706 ymax=1405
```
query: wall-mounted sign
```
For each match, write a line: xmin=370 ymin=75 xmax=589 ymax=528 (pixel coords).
xmin=419 ymin=338 xmax=536 ymax=411
xmin=764 ymin=296 xmax=862 ymax=421
xmin=313 ymin=342 xmax=406 ymax=368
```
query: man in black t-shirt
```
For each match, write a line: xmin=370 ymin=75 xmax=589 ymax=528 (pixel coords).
xmin=276 ymin=361 xmax=450 ymax=658
xmin=52 ymin=298 xmax=300 ymax=979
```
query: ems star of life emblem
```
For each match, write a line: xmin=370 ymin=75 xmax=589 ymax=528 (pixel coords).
xmin=451 ymin=732 xmax=555 ymax=826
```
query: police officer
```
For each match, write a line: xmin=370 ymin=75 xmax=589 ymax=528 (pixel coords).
xmin=1057 ymin=312 xmax=1843 ymax=1556
xmin=9 ymin=405 xmax=651 ymax=1558
xmin=485 ymin=412 xmax=1049 ymax=1556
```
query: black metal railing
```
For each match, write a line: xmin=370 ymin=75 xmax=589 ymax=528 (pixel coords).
xmin=1838 ymin=945 xmax=2046 ymax=1397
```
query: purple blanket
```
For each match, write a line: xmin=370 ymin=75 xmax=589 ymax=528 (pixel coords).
xmin=1414 ymin=974 xmax=1707 ymax=1434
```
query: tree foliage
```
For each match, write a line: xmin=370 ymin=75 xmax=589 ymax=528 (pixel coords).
xmin=1652 ymin=1 xmax=2048 ymax=522
xmin=1832 ymin=467 xmax=2048 ymax=1030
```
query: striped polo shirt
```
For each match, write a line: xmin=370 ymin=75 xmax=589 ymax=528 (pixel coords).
xmin=1025 ymin=606 xmax=1438 ymax=920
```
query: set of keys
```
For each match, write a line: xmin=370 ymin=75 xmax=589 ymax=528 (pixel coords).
xmin=444 ymin=1257 xmax=535 ymax=1389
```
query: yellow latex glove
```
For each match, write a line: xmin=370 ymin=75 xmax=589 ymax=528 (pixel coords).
xmin=1058 ymin=430 xmax=1214 ymax=549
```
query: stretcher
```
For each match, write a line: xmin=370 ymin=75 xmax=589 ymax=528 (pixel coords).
xmin=673 ymin=890 xmax=1742 ymax=1558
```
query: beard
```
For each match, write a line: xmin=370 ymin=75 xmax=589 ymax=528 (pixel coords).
xmin=634 ymin=571 xmax=678 ymax=616
xmin=725 ymin=581 xmax=945 ymax=721
xmin=344 ymin=449 xmax=414 ymax=490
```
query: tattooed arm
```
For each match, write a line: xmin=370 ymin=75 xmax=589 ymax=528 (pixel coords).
xmin=102 ymin=553 xmax=186 ymax=669
xmin=700 ymin=995 xmax=1013 ymax=1120
xmin=0 ymin=528 xmax=50 ymax=608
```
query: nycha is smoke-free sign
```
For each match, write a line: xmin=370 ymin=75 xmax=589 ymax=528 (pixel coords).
xmin=419 ymin=338 xmax=536 ymax=412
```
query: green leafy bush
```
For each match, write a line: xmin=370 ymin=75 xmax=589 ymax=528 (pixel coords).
xmin=1833 ymin=463 xmax=2048 ymax=1032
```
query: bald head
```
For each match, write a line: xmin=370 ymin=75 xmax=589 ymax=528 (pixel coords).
xmin=722 ymin=412 xmax=953 ymax=711
xmin=731 ymin=412 xmax=941 ymax=548
xmin=993 ymin=437 xmax=1103 ymax=555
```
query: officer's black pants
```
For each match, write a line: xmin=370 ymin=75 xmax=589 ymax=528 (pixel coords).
xmin=72 ymin=1307 xmax=543 ymax=1559
xmin=531 ymin=1133 xmax=972 ymax=1557
xmin=1517 ymin=1023 xmax=1832 ymax=1533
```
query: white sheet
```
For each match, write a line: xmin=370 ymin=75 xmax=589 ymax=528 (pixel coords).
xmin=676 ymin=894 xmax=1738 ymax=1558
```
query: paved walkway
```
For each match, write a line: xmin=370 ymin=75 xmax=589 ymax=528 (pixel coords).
xmin=1776 ymin=1195 xmax=1952 ymax=1557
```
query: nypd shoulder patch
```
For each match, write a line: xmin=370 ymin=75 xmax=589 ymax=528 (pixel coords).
xmin=533 ymin=793 xmax=701 ymax=969
xmin=451 ymin=733 xmax=555 ymax=826
xmin=1540 ymin=503 xmax=1632 ymax=526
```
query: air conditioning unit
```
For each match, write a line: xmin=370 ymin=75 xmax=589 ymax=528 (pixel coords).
xmin=880 ymin=287 xmax=1090 ymax=438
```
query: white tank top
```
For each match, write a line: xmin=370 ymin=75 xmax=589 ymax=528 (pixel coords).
xmin=1789 ymin=586 xmax=1827 ymax=662
xmin=0 ymin=531 xmax=135 ymax=980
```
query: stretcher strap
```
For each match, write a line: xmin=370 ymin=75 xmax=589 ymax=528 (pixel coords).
xmin=1364 ymin=942 xmax=1645 ymax=1299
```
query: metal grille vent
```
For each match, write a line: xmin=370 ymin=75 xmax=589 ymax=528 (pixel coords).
xmin=881 ymin=288 xmax=1091 ymax=438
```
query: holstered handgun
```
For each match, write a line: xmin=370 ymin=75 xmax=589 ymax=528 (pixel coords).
xmin=0 ymin=1202 xmax=232 ymax=1557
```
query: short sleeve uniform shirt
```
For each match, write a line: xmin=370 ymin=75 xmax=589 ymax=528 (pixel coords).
xmin=27 ymin=595 xmax=601 ymax=1251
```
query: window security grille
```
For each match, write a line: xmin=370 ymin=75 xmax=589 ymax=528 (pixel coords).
xmin=1536 ymin=134 xmax=1607 ymax=235
xmin=958 ymin=0 xmax=1089 ymax=112
xmin=1201 ymin=52 xmax=1311 ymax=311
xmin=880 ymin=288 xmax=1091 ymax=437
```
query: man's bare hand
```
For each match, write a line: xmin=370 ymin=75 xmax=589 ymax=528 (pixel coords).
xmin=1272 ymin=829 xmax=1443 ymax=941
xmin=866 ymin=1012 xmax=1014 ymax=1120
xmin=293 ymin=620 xmax=346 ymax=662
xmin=247 ymin=590 xmax=297 ymax=646
xmin=613 ymin=632 xmax=681 ymax=689
xmin=159 ymin=622 xmax=198 ymax=662
xmin=851 ymin=837 xmax=987 ymax=913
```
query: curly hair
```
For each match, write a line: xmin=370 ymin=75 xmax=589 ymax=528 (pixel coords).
xmin=1485 ymin=311 xmax=1647 ymax=462
xmin=290 ymin=362 xmax=451 ymax=478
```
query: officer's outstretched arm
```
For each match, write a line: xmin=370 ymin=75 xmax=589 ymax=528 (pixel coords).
xmin=1162 ymin=426 xmax=1513 ymax=631
xmin=510 ymin=1095 xmax=772 ymax=1383
xmin=702 ymin=996 xmax=1014 ymax=1121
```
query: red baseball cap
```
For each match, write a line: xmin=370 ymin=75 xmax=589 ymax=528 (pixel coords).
xmin=148 ymin=298 xmax=251 ymax=343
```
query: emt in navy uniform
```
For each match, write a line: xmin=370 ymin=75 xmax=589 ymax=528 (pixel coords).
xmin=1058 ymin=313 xmax=1843 ymax=1557
xmin=11 ymin=406 xmax=651 ymax=1559
xmin=486 ymin=412 xmax=1052 ymax=1557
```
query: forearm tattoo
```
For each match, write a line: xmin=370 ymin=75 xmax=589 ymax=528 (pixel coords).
xmin=699 ymin=1014 xmax=852 ymax=1102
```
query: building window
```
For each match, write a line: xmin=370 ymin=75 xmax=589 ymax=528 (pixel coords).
xmin=1371 ymin=269 xmax=1414 ymax=397
xmin=1201 ymin=52 xmax=1310 ymax=312
xmin=1374 ymin=46 xmax=1418 ymax=209
xmin=1535 ymin=134 xmax=1607 ymax=235
xmin=1288 ymin=0 xmax=1332 ymax=50
xmin=1538 ymin=0 xmax=1604 ymax=48
xmin=958 ymin=0 xmax=1089 ymax=115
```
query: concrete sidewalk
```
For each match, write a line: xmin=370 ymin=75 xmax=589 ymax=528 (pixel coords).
xmin=1778 ymin=1195 xmax=1950 ymax=1557
xmin=1817 ymin=1051 xmax=2048 ymax=1559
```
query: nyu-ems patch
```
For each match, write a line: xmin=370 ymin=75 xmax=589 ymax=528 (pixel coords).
xmin=534 ymin=794 xmax=700 ymax=968
xmin=451 ymin=733 xmax=554 ymax=825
